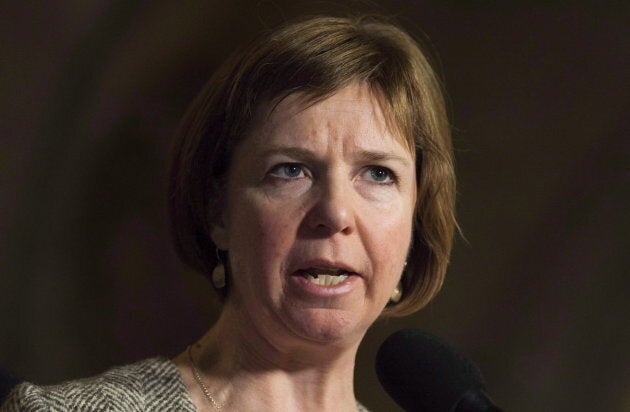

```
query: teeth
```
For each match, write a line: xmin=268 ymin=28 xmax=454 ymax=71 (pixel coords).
xmin=304 ymin=273 xmax=348 ymax=286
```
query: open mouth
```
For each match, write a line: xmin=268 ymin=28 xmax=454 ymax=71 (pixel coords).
xmin=295 ymin=268 xmax=354 ymax=287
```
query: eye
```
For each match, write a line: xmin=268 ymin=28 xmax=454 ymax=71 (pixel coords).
xmin=364 ymin=166 xmax=395 ymax=184
xmin=269 ymin=163 xmax=306 ymax=179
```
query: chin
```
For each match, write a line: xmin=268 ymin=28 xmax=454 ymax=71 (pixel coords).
xmin=284 ymin=307 xmax=371 ymax=347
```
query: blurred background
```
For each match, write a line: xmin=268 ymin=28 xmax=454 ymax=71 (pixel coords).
xmin=1 ymin=1 xmax=628 ymax=410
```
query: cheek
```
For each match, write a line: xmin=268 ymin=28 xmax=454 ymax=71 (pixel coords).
xmin=362 ymin=201 xmax=414 ymax=281
xmin=370 ymin=195 xmax=413 ymax=242
xmin=227 ymin=191 xmax=301 ymax=278
xmin=381 ymin=223 xmax=413 ymax=274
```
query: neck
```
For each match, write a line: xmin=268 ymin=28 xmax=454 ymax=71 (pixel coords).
xmin=178 ymin=306 xmax=363 ymax=411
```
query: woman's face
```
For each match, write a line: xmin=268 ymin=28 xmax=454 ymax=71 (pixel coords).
xmin=213 ymin=83 xmax=416 ymax=348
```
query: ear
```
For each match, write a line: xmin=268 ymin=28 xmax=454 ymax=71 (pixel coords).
xmin=207 ymin=195 xmax=229 ymax=250
xmin=210 ymin=224 xmax=229 ymax=251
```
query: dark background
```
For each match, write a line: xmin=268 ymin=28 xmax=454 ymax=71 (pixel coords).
xmin=1 ymin=1 xmax=628 ymax=411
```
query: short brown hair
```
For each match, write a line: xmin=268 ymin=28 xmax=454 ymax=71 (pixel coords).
xmin=169 ymin=15 xmax=456 ymax=316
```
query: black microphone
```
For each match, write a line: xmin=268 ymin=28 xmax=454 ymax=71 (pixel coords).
xmin=375 ymin=329 xmax=503 ymax=411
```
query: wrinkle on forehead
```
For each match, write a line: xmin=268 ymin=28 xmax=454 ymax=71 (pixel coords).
xmin=251 ymin=82 xmax=412 ymax=155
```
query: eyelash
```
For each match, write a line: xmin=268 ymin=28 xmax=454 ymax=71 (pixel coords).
xmin=269 ymin=163 xmax=307 ymax=179
xmin=267 ymin=163 xmax=397 ymax=185
xmin=364 ymin=166 xmax=396 ymax=185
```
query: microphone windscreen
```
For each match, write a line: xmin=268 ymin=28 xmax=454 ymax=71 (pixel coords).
xmin=375 ymin=329 xmax=486 ymax=412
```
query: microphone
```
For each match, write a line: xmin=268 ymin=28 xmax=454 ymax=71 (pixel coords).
xmin=375 ymin=329 xmax=503 ymax=412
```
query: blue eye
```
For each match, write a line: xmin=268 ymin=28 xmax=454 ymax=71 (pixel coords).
xmin=270 ymin=163 xmax=306 ymax=179
xmin=367 ymin=166 xmax=394 ymax=183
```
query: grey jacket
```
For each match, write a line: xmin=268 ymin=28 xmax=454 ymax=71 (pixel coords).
xmin=2 ymin=358 xmax=370 ymax=411
xmin=2 ymin=358 xmax=196 ymax=411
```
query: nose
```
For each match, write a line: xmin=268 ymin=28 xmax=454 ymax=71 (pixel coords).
xmin=304 ymin=175 xmax=355 ymax=237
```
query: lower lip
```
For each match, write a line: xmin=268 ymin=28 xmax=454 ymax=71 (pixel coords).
xmin=288 ymin=273 xmax=360 ymax=298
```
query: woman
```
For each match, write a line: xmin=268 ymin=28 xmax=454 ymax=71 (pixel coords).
xmin=3 ymin=15 xmax=455 ymax=411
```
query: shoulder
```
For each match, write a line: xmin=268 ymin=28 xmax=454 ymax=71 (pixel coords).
xmin=1 ymin=358 xmax=195 ymax=412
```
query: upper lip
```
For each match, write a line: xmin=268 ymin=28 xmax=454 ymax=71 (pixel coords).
xmin=292 ymin=259 xmax=360 ymax=276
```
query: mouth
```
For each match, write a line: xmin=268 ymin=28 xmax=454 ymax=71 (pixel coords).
xmin=294 ymin=266 xmax=357 ymax=287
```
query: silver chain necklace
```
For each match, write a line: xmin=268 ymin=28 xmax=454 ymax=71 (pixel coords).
xmin=187 ymin=345 xmax=224 ymax=410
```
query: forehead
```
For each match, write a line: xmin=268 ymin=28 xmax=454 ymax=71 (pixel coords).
xmin=271 ymin=84 xmax=383 ymax=127
xmin=248 ymin=83 xmax=411 ymax=152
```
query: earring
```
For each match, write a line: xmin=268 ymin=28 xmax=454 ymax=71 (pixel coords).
xmin=390 ymin=261 xmax=407 ymax=304
xmin=211 ymin=249 xmax=226 ymax=289
xmin=390 ymin=281 xmax=402 ymax=303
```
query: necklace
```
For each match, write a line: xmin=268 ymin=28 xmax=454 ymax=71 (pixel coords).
xmin=187 ymin=345 xmax=224 ymax=410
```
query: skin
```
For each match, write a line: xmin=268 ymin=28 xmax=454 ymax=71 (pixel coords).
xmin=174 ymin=82 xmax=417 ymax=411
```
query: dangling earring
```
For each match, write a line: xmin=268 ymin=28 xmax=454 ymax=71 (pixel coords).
xmin=390 ymin=281 xmax=402 ymax=303
xmin=212 ymin=249 xmax=226 ymax=289
xmin=390 ymin=261 xmax=407 ymax=304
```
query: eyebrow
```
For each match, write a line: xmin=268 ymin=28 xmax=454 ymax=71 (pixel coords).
xmin=256 ymin=146 xmax=316 ymax=161
xmin=256 ymin=146 xmax=412 ymax=167
xmin=353 ymin=149 xmax=413 ymax=167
